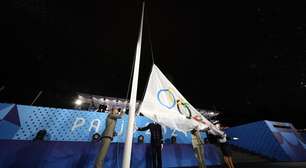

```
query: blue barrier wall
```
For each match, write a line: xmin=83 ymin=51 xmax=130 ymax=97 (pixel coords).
xmin=0 ymin=103 xmax=206 ymax=144
xmin=302 ymin=133 xmax=306 ymax=143
xmin=0 ymin=140 xmax=221 ymax=168
xmin=226 ymin=120 xmax=306 ymax=161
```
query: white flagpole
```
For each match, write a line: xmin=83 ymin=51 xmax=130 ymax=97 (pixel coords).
xmin=122 ymin=1 xmax=145 ymax=168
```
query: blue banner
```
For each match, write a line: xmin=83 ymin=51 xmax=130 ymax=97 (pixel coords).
xmin=0 ymin=103 xmax=206 ymax=144
xmin=0 ymin=140 xmax=221 ymax=168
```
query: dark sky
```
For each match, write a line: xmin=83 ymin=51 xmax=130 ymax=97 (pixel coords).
xmin=1 ymin=1 xmax=306 ymax=128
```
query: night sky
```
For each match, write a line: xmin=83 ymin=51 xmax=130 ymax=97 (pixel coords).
xmin=1 ymin=1 xmax=306 ymax=128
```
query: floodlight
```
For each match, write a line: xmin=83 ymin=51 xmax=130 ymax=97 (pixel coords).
xmin=75 ymin=99 xmax=83 ymax=106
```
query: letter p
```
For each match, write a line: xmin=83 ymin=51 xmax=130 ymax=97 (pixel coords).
xmin=71 ymin=117 xmax=85 ymax=132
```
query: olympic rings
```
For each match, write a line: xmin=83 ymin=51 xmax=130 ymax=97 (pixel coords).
xmin=157 ymin=89 xmax=176 ymax=109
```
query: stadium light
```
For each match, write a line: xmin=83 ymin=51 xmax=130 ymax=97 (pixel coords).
xmin=75 ymin=99 xmax=83 ymax=106
xmin=232 ymin=137 xmax=239 ymax=140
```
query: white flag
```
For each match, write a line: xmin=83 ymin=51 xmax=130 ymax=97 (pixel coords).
xmin=139 ymin=64 xmax=224 ymax=134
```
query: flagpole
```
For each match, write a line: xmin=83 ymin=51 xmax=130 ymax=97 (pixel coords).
xmin=122 ymin=1 xmax=145 ymax=168
xmin=0 ymin=86 xmax=5 ymax=93
xmin=31 ymin=90 xmax=43 ymax=105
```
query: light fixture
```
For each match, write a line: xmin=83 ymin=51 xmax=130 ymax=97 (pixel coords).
xmin=75 ymin=99 xmax=83 ymax=106
xmin=212 ymin=120 xmax=219 ymax=124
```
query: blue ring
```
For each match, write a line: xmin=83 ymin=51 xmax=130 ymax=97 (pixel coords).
xmin=157 ymin=89 xmax=176 ymax=109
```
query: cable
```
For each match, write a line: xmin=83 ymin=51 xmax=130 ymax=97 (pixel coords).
xmin=136 ymin=1 xmax=156 ymax=115
xmin=145 ymin=3 xmax=155 ymax=65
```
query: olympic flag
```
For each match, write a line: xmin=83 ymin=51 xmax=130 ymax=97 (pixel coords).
xmin=139 ymin=64 xmax=223 ymax=134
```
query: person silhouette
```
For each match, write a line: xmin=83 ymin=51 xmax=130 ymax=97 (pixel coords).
xmin=191 ymin=126 xmax=209 ymax=168
xmin=137 ymin=122 xmax=163 ymax=168
xmin=94 ymin=108 xmax=124 ymax=168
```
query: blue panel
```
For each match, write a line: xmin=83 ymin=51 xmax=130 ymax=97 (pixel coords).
xmin=0 ymin=103 xmax=203 ymax=144
xmin=0 ymin=120 xmax=19 ymax=139
xmin=0 ymin=104 xmax=14 ymax=119
xmin=266 ymin=120 xmax=306 ymax=161
xmin=302 ymin=133 xmax=306 ymax=142
xmin=0 ymin=140 xmax=221 ymax=168
xmin=227 ymin=120 xmax=306 ymax=161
